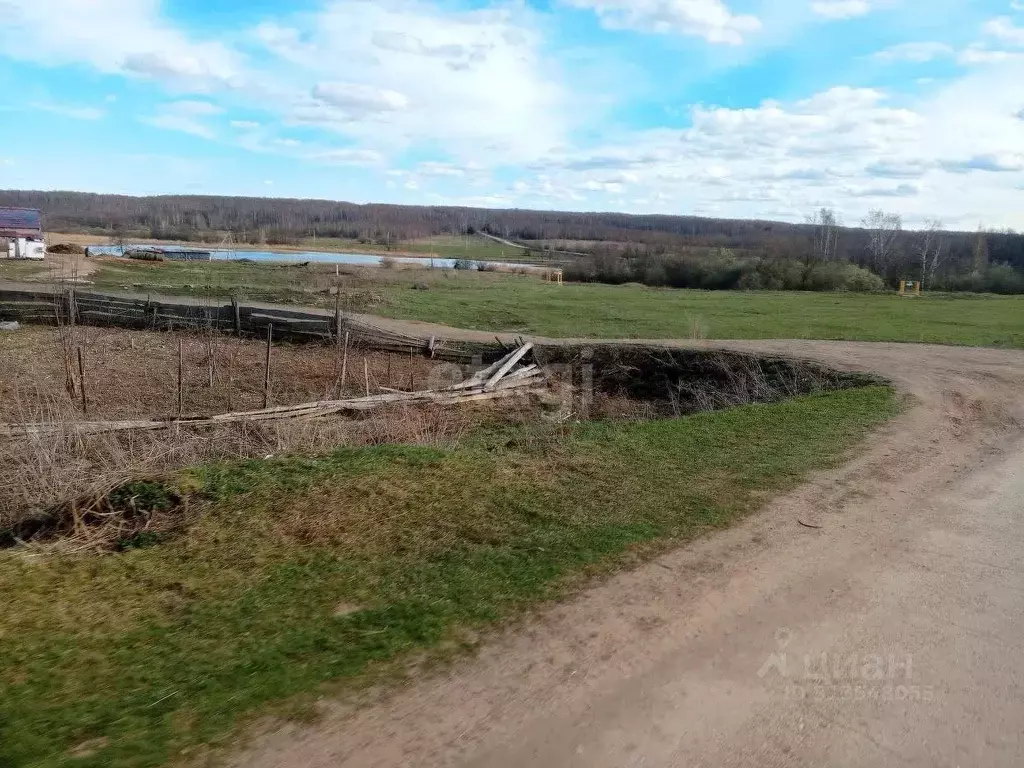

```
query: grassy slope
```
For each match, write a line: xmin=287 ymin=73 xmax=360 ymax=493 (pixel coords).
xmin=381 ymin=278 xmax=1024 ymax=347
xmin=0 ymin=387 xmax=898 ymax=767
xmin=54 ymin=260 xmax=1024 ymax=348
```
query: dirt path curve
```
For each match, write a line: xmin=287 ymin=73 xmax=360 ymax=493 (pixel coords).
xmin=227 ymin=330 xmax=1024 ymax=768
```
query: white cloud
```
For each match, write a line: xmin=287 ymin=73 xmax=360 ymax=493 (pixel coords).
xmin=309 ymin=82 xmax=410 ymax=116
xmin=940 ymin=153 xmax=1024 ymax=173
xmin=958 ymin=45 xmax=1024 ymax=64
xmin=865 ymin=160 xmax=933 ymax=178
xmin=168 ymin=100 xmax=224 ymax=117
xmin=845 ymin=182 xmax=921 ymax=198
xmin=31 ymin=101 xmax=106 ymax=120
xmin=562 ymin=0 xmax=761 ymax=45
xmin=230 ymin=120 xmax=260 ymax=129
xmin=811 ymin=0 xmax=875 ymax=20
xmin=984 ymin=16 xmax=1024 ymax=45
xmin=0 ymin=0 xmax=570 ymax=169
xmin=142 ymin=114 xmax=216 ymax=139
xmin=140 ymin=101 xmax=223 ymax=140
xmin=255 ymin=1 xmax=569 ymax=163
xmin=416 ymin=162 xmax=467 ymax=178
xmin=370 ymin=30 xmax=491 ymax=65
xmin=308 ymin=148 xmax=384 ymax=166
xmin=874 ymin=41 xmax=954 ymax=62
xmin=523 ymin=72 xmax=1024 ymax=227
xmin=1 ymin=0 xmax=245 ymax=91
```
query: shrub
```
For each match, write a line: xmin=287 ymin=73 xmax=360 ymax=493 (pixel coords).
xmin=563 ymin=253 xmax=633 ymax=284
xmin=749 ymin=259 xmax=806 ymax=290
xmin=564 ymin=253 xmax=886 ymax=292
xmin=452 ymin=258 xmax=477 ymax=271
xmin=985 ymin=264 xmax=1024 ymax=294
xmin=936 ymin=264 xmax=1024 ymax=294
xmin=804 ymin=262 xmax=885 ymax=293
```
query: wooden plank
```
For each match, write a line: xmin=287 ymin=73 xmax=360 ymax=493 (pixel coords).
xmin=483 ymin=344 xmax=534 ymax=391
xmin=0 ymin=377 xmax=548 ymax=436
xmin=263 ymin=324 xmax=273 ymax=409
xmin=249 ymin=313 xmax=327 ymax=326
xmin=443 ymin=348 xmax=520 ymax=391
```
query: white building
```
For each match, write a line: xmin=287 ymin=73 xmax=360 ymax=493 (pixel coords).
xmin=0 ymin=207 xmax=46 ymax=260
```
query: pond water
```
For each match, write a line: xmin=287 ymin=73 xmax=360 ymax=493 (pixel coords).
xmin=86 ymin=245 xmax=538 ymax=272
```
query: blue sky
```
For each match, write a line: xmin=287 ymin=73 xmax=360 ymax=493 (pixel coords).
xmin=1 ymin=0 xmax=1023 ymax=228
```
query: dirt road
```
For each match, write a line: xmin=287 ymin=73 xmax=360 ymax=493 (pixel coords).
xmin=229 ymin=337 xmax=1024 ymax=768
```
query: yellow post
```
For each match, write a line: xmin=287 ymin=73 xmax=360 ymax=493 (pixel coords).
xmin=899 ymin=280 xmax=922 ymax=297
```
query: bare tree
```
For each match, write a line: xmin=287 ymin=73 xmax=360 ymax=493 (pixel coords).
xmin=972 ymin=226 xmax=990 ymax=272
xmin=862 ymin=209 xmax=902 ymax=274
xmin=915 ymin=219 xmax=946 ymax=289
xmin=807 ymin=207 xmax=839 ymax=263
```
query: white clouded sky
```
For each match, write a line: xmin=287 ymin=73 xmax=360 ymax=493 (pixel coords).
xmin=0 ymin=0 xmax=1022 ymax=228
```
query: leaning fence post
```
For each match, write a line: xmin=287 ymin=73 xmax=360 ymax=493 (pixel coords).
xmin=67 ymin=288 xmax=77 ymax=332
xmin=177 ymin=339 xmax=184 ymax=418
xmin=77 ymin=347 xmax=88 ymax=416
xmin=339 ymin=331 xmax=350 ymax=395
xmin=263 ymin=324 xmax=273 ymax=409
xmin=231 ymin=295 xmax=241 ymax=337
xmin=335 ymin=291 xmax=343 ymax=344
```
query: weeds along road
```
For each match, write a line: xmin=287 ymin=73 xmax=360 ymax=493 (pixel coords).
xmin=234 ymin=334 xmax=1024 ymax=768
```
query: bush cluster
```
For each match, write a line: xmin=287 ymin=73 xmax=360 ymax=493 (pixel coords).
xmin=932 ymin=264 xmax=1024 ymax=294
xmin=564 ymin=252 xmax=886 ymax=293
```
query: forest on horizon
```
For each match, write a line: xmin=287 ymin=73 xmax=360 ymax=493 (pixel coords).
xmin=2 ymin=189 xmax=1023 ymax=292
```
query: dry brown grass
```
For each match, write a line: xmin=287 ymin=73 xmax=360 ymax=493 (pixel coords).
xmin=0 ymin=326 xmax=490 ymax=531
xmin=0 ymin=326 xmax=441 ymax=422
xmin=0 ymin=407 xmax=480 ymax=547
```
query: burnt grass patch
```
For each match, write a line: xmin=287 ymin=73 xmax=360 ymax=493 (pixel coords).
xmin=0 ymin=479 xmax=186 ymax=550
xmin=536 ymin=343 xmax=882 ymax=418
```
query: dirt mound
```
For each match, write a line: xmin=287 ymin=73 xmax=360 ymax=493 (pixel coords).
xmin=47 ymin=243 xmax=86 ymax=255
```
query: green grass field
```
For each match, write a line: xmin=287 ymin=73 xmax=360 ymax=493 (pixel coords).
xmin=4 ymin=257 xmax=1022 ymax=347
xmin=379 ymin=278 xmax=1024 ymax=347
xmin=78 ymin=260 xmax=1024 ymax=348
xmin=0 ymin=387 xmax=898 ymax=767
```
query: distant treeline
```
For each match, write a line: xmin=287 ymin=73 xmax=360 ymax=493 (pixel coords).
xmin=3 ymin=189 xmax=1023 ymax=292
xmin=564 ymin=252 xmax=1024 ymax=294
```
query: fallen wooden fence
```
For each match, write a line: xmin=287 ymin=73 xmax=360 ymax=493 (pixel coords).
xmin=0 ymin=345 xmax=545 ymax=438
